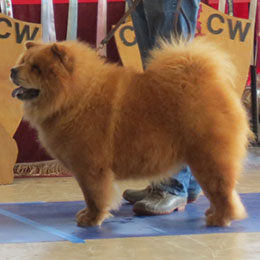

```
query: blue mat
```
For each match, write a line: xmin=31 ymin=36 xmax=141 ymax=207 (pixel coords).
xmin=0 ymin=193 xmax=259 ymax=244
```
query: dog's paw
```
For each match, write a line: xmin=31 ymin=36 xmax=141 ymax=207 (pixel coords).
xmin=206 ymin=214 xmax=231 ymax=227
xmin=76 ymin=208 xmax=111 ymax=227
xmin=76 ymin=210 xmax=101 ymax=227
xmin=76 ymin=208 xmax=87 ymax=218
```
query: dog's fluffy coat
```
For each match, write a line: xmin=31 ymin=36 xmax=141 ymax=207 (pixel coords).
xmin=11 ymin=38 xmax=251 ymax=227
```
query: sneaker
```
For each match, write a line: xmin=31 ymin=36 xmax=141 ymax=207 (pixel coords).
xmin=122 ymin=186 xmax=152 ymax=204
xmin=123 ymin=186 xmax=201 ymax=204
xmin=133 ymin=189 xmax=187 ymax=215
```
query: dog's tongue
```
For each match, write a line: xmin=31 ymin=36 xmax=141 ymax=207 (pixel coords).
xmin=11 ymin=87 xmax=40 ymax=100
xmin=12 ymin=87 xmax=25 ymax=98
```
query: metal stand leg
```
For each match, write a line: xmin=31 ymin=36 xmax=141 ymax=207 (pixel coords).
xmin=250 ymin=65 xmax=259 ymax=145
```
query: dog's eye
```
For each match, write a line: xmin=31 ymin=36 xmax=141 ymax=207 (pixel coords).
xmin=31 ymin=64 xmax=41 ymax=73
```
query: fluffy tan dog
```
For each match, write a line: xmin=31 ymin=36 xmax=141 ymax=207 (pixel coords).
xmin=10 ymin=38 xmax=251 ymax=227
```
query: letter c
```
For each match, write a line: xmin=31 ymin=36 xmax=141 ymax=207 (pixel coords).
xmin=207 ymin=13 xmax=225 ymax=35
xmin=119 ymin=25 xmax=136 ymax=47
xmin=0 ymin=17 xmax=12 ymax=39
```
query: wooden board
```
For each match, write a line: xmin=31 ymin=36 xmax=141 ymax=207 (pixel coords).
xmin=0 ymin=124 xmax=18 ymax=184
xmin=114 ymin=20 xmax=143 ymax=72
xmin=199 ymin=3 xmax=254 ymax=97
xmin=0 ymin=13 xmax=42 ymax=184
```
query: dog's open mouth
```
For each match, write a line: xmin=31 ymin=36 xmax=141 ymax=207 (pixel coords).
xmin=12 ymin=87 xmax=40 ymax=100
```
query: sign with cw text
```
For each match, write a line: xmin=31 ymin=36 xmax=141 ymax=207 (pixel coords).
xmin=0 ymin=12 xmax=42 ymax=136
xmin=0 ymin=13 xmax=42 ymax=184
xmin=198 ymin=3 xmax=254 ymax=97
xmin=114 ymin=20 xmax=143 ymax=72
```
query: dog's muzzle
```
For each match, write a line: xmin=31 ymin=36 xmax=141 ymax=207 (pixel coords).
xmin=10 ymin=67 xmax=40 ymax=100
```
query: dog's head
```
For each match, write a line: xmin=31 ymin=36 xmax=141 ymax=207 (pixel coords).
xmin=10 ymin=41 xmax=74 ymax=103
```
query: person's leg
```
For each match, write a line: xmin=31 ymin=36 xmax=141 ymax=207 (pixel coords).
xmin=142 ymin=0 xmax=200 ymax=45
xmin=156 ymin=166 xmax=191 ymax=197
xmin=128 ymin=0 xmax=181 ymax=64
xmin=127 ymin=0 xmax=201 ymax=60
xmin=132 ymin=167 xmax=189 ymax=215
xmin=188 ymin=174 xmax=202 ymax=203
xmin=123 ymin=0 xmax=202 ymax=215
xmin=178 ymin=0 xmax=200 ymax=38
xmin=132 ymin=167 xmax=201 ymax=215
xmin=126 ymin=0 xmax=151 ymax=64
xmin=142 ymin=0 xmax=175 ymax=47
xmin=123 ymin=167 xmax=201 ymax=204
xmin=127 ymin=0 xmax=200 ymax=62
xmin=158 ymin=166 xmax=202 ymax=203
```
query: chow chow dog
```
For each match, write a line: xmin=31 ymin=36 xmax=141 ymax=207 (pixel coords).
xmin=10 ymin=38 xmax=251 ymax=227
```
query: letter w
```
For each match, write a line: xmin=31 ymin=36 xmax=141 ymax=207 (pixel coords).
xmin=227 ymin=19 xmax=251 ymax=42
xmin=15 ymin=23 xmax=40 ymax=44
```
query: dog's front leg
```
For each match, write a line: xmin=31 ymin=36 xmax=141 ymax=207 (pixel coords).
xmin=74 ymin=167 xmax=116 ymax=227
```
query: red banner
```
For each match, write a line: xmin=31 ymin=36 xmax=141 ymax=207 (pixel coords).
xmin=208 ymin=0 xmax=249 ymax=3
xmin=11 ymin=0 xmax=124 ymax=4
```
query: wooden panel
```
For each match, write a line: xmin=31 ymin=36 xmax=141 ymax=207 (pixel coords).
xmin=114 ymin=20 xmax=143 ymax=72
xmin=199 ymin=3 xmax=254 ymax=96
xmin=0 ymin=124 xmax=17 ymax=184
xmin=0 ymin=13 xmax=42 ymax=183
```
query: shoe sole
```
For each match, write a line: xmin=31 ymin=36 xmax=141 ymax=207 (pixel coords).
xmin=124 ymin=198 xmax=139 ymax=204
xmin=133 ymin=205 xmax=186 ymax=216
xmin=127 ymin=196 xmax=199 ymax=205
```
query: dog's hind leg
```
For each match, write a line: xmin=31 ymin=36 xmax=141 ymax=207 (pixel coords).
xmin=189 ymin=155 xmax=247 ymax=227
xmin=74 ymin=167 xmax=119 ymax=227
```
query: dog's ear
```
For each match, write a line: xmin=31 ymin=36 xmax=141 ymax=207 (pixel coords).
xmin=25 ymin=41 xmax=41 ymax=49
xmin=51 ymin=43 xmax=73 ymax=72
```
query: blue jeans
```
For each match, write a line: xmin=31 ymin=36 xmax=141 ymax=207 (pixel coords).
xmin=127 ymin=0 xmax=201 ymax=198
xmin=128 ymin=0 xmax=200 ymax=63
xmin=156 ymin=167 xmax=201 ymax=198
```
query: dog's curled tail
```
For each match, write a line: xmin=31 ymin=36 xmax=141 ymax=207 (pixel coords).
xmin=147 ymin=36 xmax=237 ymax=93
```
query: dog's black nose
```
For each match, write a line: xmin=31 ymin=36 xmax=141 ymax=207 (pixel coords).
xmin=10 ymin=67 xmax=18 ymax=79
